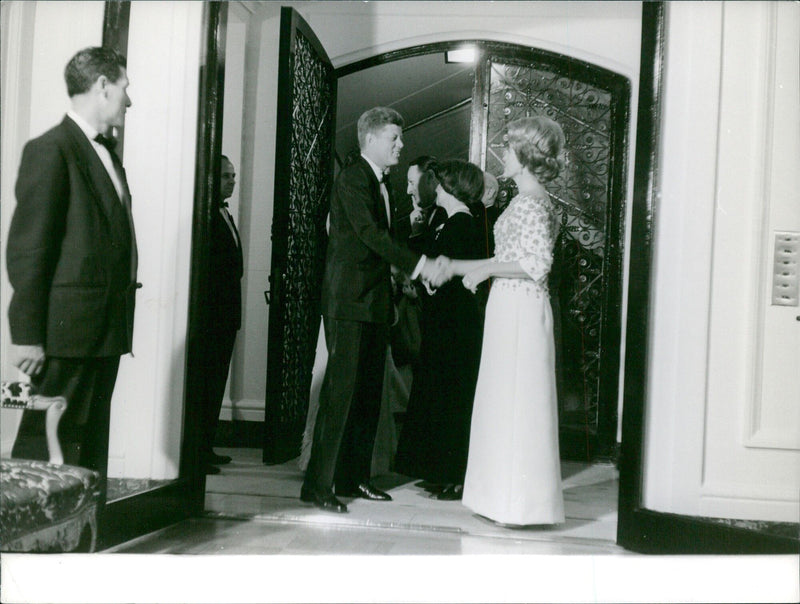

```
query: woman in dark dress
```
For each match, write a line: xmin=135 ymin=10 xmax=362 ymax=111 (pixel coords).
xmin=394 ymin=160 xmax=486 ymax=500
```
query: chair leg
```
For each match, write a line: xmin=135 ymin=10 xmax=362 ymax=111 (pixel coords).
xmin=33 ymin=396 xmax=67 ymax=464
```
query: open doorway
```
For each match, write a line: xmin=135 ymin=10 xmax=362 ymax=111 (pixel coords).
xmin=262 ymin=39 xmax=630 ymax=467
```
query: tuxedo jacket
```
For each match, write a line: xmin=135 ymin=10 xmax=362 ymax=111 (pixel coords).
xmin=408 ymin=205 xmax=447 ymax=257
xmin=321 ymin=156 xmax=421 ymax=325
xmin=6 ymin=116 xmax=138 ymax=358
xmin=208 ymin=204 xmax=243 ymax=332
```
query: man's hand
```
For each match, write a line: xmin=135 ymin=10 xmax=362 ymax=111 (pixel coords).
xmin=12 ymin=344 xmax=46 ymax=377
xmin=420 ymin=256 xmax=454 ymax=288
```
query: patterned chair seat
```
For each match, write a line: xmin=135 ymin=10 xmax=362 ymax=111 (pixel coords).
xmin=1 ymin=459 xmax=100 ymax=552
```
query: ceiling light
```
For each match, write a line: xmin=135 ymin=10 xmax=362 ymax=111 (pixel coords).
xmin=445 ymin=47 xmax=476 ymax=64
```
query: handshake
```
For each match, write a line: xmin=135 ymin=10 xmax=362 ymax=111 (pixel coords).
xmin=419 ymin=256 xmax=456 ymax=289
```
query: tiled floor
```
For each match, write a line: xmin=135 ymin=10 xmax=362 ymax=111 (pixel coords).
xmin=110 ymin=447 xmax=626 ymax=555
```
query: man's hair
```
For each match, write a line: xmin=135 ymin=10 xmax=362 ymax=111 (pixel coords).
xmin=408 ymin=155 xmax=437 ymax=172
xmin=357 ymin=107 xmax=404 ymax=148
xmin=65 ymin=47 xmax=127 ymax=97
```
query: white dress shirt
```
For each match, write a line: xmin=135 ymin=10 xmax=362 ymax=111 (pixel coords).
xmin=361 ymin=154 xmax=427 ymax=278
xmin=67 ymin=110 xmax=125 ymax=201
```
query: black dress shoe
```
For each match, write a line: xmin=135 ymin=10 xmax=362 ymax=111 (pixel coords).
xmin=435 ymin=484 xmax=463 ymax=501
xmin=300 ymin=486 xmax=348 ymax=513
xmin=338 ymin=482 xmax=392 ymax=501
xmin=417 ymin=481 xmax=445 ymax=494
xmin=204 ymin=463 xmax=221 ymax=475
xmin=206 ymin=452 xmax=232 ymax=465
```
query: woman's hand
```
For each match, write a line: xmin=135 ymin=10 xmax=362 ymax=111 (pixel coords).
xmin=462 ymin=267 xmax=490 ymax=293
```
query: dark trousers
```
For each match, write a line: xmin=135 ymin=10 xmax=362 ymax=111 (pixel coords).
xmin=198 ymin=323 xmax=238 ymax=456
xmin=11 ymin=356 xmax=120 ymax=481
xmin=303 ymin=316 xmax=388 ymax=494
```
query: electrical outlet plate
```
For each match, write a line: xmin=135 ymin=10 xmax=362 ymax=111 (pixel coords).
xmin=772 ymin=231 xmax=799 ymax=306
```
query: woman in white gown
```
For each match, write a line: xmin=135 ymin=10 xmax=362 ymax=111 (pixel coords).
xmin=447 ymin=115 xmax=566 ymax=525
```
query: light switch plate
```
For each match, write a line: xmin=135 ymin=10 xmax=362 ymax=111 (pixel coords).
xmin=772 ymin=231 xmax=799 ymax=306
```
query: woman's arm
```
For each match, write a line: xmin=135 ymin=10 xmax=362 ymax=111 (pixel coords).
xmin=460 ymin=260 xmax=532 ymax=293
xmin=447 ymin=258 xmax=493 ymax=277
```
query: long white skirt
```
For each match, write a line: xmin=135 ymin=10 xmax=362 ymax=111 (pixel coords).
xmin=462 ymin=280 xmax=564 ymax=525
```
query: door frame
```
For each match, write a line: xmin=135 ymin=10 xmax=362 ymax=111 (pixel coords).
xmin=616 ymin=1 xmax=798 ymax=554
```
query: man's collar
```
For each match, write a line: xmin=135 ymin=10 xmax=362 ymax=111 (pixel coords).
xmin=67 ymin=110 xmax=100 ymax=140
xmin=361 ymin=154 xmax=386 ymax=182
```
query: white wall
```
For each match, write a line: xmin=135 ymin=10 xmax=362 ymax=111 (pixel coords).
xmin=225 ymin=2 xmax=277 ymax=422
xmin=642 ymin=1 xmax=800 ymax=522
xmin=1 ymin=0 xmax=105 ymax=456
xmin=232 ymin=0 xmax=643 ymax=423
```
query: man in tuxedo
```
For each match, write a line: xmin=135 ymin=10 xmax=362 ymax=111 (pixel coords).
xmin=301 ymin=107 xmax=447 ymax=513
xmin=199 ymin=155 xmax=244 ymax=474
xmin=7 ymin=47 xmax=137 ymax=485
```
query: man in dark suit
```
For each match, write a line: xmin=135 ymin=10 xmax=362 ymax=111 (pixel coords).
xmin=406 ymin=154 xmax=445 ymax=255
xmin=199 ymin=155 xmax=244 ymax=474
xmin=6 ymin=47 xmax=137 ymax=485
xmin=301 ymin=107 xmax=447 ymax=513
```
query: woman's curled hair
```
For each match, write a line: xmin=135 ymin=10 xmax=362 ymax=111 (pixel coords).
xmin=506 ymin=116 xmax=566 ymax=183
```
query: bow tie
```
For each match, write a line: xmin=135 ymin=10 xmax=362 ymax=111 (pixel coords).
xmin=94 ymin=133 xmax=117 ymax=151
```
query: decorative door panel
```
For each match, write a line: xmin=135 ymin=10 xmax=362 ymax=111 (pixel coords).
xmin=263 ymin=8 xmax=335 ymax=463
xmin=479 ymin=49 xmax=630 ymax=459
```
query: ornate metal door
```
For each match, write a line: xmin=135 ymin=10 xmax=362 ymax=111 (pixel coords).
xmin=263 ymin=8 xmax=336 ymax=463
xmin=473 ymin=45 xmax=630 ymax=459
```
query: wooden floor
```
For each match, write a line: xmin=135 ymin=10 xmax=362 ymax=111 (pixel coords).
xmin=109 ymin=447 xmax=624 ymax=556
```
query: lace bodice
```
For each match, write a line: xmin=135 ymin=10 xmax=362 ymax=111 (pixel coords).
xmin=492 ymin=193 xmax=558 ymax=295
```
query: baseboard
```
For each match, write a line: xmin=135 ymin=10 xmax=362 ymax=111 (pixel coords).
xmin=219 ymin=398 xmax=264 ymax=422
xmin=617 ymin=507 xmax=800 ymax=554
